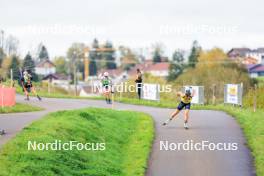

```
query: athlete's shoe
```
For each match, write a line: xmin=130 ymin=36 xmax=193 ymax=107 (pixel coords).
xmin=25 ymin=96 xmax=29 ymax=101
xmin=0 ymin=129 xmax=5 ymax=135
xmin=37 ymin=95 xmax=42 ymax=101
xmin=163 ymin=118 xmax=172 ymax=126
xmin=184 ymin=123 xmax=189 ymax=130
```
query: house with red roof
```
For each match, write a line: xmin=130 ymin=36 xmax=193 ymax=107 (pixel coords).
xmin=145 ymin=62 xmax=170 ymax=77
xmin=128 ymin=61 xmax=169 ymax=77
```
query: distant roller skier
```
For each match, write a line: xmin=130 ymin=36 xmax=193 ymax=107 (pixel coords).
xmin=20 ymin=70 xmax=41 ymax=101
xmin=0 ymin=78 xmax=6 ymax=135
xmin=101 ymin=72 xmax=113 ymax=104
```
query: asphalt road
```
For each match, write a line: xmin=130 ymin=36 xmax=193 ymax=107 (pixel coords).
xmin=0 ymin=95 xmax=256 ymax=176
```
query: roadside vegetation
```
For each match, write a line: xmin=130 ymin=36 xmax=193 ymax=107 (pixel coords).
xmin=0 ymin=108 xmax=154 ymax=176
xmin=113 ymin=48 xmax=264 ymax=175
xmin=0 ymin=103 xmax=43 ymax=113
xmin=1 ymin=43 xmax=263 ymax=175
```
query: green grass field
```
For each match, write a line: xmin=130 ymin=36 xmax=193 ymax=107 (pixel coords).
xmin=0 ymin=103 xmax=43 ymax=113
xmin=0 ymin=108 xmax=154 ymax=176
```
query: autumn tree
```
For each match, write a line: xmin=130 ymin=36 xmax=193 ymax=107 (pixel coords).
xmin=119 ymin=46 xmax=138 ymax=70
xmin=54 ymin=56 xmax=68 ymax=74
xmin=0 ymin=48 xmax=5 ymax=67
xmin=67 ymin=43 xmax=85 ymax=80
xmin=175 ymin=48 xmax=251 ymax=103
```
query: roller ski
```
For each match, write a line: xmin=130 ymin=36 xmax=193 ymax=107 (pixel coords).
xmin=0 ymin=129 xmax=6 ymax=135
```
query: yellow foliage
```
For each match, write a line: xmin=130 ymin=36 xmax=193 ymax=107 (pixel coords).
xmin=0 ymin=57 xmax=12 ymax=78
xmin=175 ymin=48 xmax=252 ymax=104
xmin=197 ymin=48 xmax=227 ymax=68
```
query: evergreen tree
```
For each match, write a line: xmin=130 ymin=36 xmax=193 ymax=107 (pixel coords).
xmin=92 ymin=38 xmax=99 ymax=49
xmin=23 ymin=53 xmax=38 ymax=81
xmin=89 ymin=59 xmax=97 ymax=76
xmin=188 ymin=40 xmax=201 ymax=68
xmin=23 ymin=53 xmax=35 ymax=71
xmin=88 ymin=39 xmax=99 ymax=75
xmin=8 ymin=55 xmax=20 ymax=80
xmin=153 ymin=49 xmax=162 ymax=63
xmin=38 ymin=45 xmax=49 ymax=61
xmin=167 ymin=50 xmax=185 ymax=81
xmin=152 ymin=43 xmax=164 ymax=63
xmin=104 ymin=41 xmax=116 ymax=69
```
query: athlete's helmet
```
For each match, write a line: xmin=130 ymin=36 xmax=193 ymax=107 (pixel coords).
xmin=103 ymin=72 xmax=109 ymax=77
xmin=185 ymin=88 xmax=191 ymax=96
xmin=23 ymin=71 xmax=28 ymax=75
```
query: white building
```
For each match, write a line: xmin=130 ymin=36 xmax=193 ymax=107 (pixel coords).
xmin=245 ymin=49 xmax=264 ymax=64
xmin=228 ymin=48 xmax=264 ymax=64
xmin=35 ymin=60 xmax=56 ymax=76
xmin=145 ymin=62 xmax=170 ymax=77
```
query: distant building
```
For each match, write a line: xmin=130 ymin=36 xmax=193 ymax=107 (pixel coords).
xmin=35 ymin=60 xmax=56 ymax=76
xmin=42 ymin=73 xmax=68 ymax=85
xmin=242 ymin=57 xmax=258 ymax=65
xmin=128 ymin=61 xmax=169 ymax=77
xmin=227 ymin=48 xmax=251 ymax=58
xmin=128 ymin=60 xmax=153 ymax=77
xmin=245 ymin=48 xmax=264 ymax=64
xmin=145 ymin=62 xmax=170 ymax=77
xmin=247 ymin=64 xmax=264 ymax=78
xmin=227 ymin=48 xmax=264 ymax=64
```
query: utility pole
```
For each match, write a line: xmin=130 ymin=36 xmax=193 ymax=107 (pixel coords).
xmin=73 ymin=51 xmax=77 ymax=96
xmin=84 ymin=47 xmax=90 ymax=81
xmin=10 ymin=69 xmax=13 ymax=87
xmin=212 ymin=84 xmax=216 ymax=105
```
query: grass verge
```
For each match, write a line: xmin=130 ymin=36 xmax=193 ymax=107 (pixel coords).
xmin=0 ymin=103 xmax=43 ymax=114
xmin=0 ymin=108 xmax=154 ymax=176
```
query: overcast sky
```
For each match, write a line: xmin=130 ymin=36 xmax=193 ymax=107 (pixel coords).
xmin=0 ymin=0 xmax=263 ymax=58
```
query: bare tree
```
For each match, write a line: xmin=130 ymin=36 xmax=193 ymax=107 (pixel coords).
xmin=5 ymin=35 xmax=19 ymax=56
